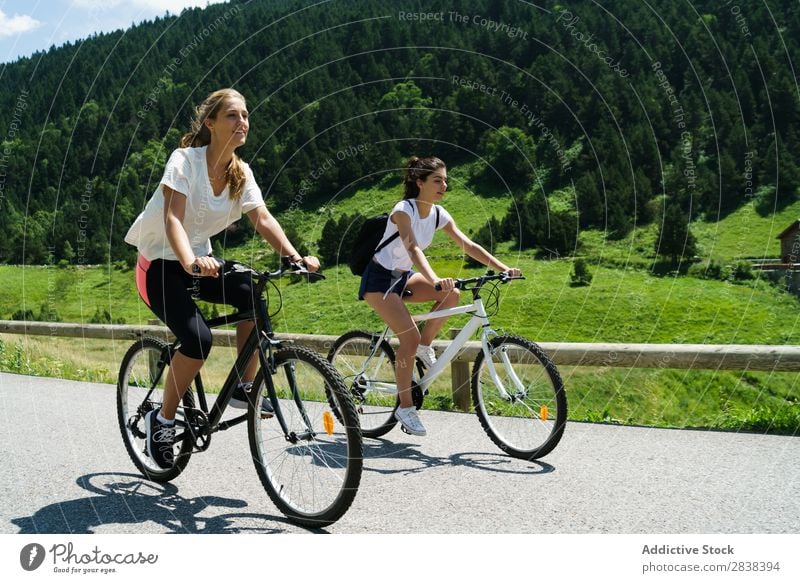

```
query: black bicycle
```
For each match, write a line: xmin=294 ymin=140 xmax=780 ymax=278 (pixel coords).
xmin=116 ymin=258 xmax=362 ymax=528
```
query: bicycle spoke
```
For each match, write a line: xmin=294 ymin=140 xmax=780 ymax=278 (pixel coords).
xmin=327 ymin=331 xmax=399 ymax=438
xmin=473 ymin=335 xmax=566 ymax=460
xmin=117 ymin=337 xmax=195 ymax=482
xmin=249 ymin=347 xmax=361 ymax=527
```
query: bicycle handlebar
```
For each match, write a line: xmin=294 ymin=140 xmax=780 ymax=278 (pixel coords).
xmin=193 ymin=256 xmax=325 ymax=282
xmin=434 ymin=270 xmax=524 ymax=291
xmin=246 ymin=256 xmax=326 ymax=282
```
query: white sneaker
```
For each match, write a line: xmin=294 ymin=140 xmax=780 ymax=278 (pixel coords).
xmin=416 ymin=344 xmax=437 ymax=368
xmin=395 ymin=406 xmax=427 ymax=436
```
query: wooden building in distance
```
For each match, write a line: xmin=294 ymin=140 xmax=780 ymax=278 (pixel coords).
xmin=778 ymin=219 xmax=800 ymax=264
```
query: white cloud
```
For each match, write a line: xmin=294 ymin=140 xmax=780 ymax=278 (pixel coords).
xmin=132 ymin=1 xmax=222 ymax=12
xmin=72 ymin=0 xmax=221 ymax=12
xmin=0 ymin=10 xmax=42 ymax=38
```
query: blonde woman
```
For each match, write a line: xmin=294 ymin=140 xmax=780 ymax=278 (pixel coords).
xmin=125 ymin=88 xmax=319 ymax=468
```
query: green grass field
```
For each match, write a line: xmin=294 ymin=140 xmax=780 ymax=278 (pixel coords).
xmin=2 ymin=177 xmax=798 ymax=434
xmin=7 ymin=254 xmax=795 ymax=345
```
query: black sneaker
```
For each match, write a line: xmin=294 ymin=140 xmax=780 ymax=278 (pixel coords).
xmin=145 ymin=409 xmax=176 ymax=469
xmin=230 ymin=382 xmax=274 ymax=418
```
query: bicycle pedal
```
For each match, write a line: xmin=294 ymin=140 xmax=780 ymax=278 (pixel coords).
xmin=400 ymin=425 xmax=411 ymax=435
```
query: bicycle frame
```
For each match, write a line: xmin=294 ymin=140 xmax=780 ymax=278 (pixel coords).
xmin=366 ymin=294 xmax=523 ymax=401
xmin=147 ymin=266 xmax=316 ymax=447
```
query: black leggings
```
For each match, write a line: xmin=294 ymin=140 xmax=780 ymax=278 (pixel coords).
xmin=139 ymin=258 xmax=255 ymax=360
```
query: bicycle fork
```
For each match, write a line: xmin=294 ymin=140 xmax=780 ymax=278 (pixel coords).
xmin=256 ymin=335 xmax=316 ymax=443
xmin=480 ymin=333 xmax=527 ymax=402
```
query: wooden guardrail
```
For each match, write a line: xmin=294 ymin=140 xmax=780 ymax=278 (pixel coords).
xmin=2 ymin=320 xmax=799 ymax=411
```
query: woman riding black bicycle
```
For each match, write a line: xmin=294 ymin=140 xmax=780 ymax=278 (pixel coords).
xmin=124 ymin=88 xmax=319 ymax=469
xmin=358 ymin=156 xmax=521 ymax=437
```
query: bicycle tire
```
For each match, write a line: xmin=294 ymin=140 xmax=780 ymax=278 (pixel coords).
xmin=472 ymin=335 xmax=567 ymax=460
xmin=327 ymin=330 xmax=399 ymax=438
xmin=248 ymin=345 xmax=363 ymax=528
xmin=117 ymin=337 xmax=195 ymax=482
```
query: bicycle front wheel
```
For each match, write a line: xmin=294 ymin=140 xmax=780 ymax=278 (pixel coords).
xmin=472 ymin=335 xmax=567 ymax=460
xmin=327 ymin=330 xmax=399 ymax=438
xmin=249 ymin=346 xmax=363 ymax=528
xmin=117 ymin=337 xmax=195 ymax=482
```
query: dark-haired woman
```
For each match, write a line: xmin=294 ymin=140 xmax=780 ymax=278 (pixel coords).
xmin=125 ymin=88 xmax=319 ymax=468
xmin=359 ymin=156 xmax=521 ymax=436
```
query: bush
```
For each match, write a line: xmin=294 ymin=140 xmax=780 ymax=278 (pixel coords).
xmin=717 ymin=403 xmax=800 ymax=435
xmin=478 ymin=126 xmax=537 ymax=189
xmin=11 ymin=308 xmax=34 ymax=321
xmin=465 ymin=216 xmax=501 ymax=267
xmin=38 ymin=304 xmax=62 ymax=323
xmin=89 ymin=307 xmax=126 ymax=325
xmin=12 ymin=304 xmax=62 ymax=323
xmin=730 ymin=260 xmax=754 ymax=281
xmin=502 ymin=193 xmax=578 ymax=256
xmin=688 ymin=259 xmax=729 ymax=281
xmin=570 ymin=258 xmax=593 ymax=286
xmin=317 ymin=213 xmax=364 ymax=267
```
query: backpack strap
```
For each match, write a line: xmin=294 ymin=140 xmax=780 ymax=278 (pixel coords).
xmin=435 ymin=205 xmax=440 ymax=229
xmin=375 ymin=200 xmax=415 ymax=254
xmin=374 ymin=231 xmax=399 ymax=254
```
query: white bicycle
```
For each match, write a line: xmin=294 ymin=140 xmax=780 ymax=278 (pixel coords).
xmin=328 ymin=271 xmax=566 ymax=460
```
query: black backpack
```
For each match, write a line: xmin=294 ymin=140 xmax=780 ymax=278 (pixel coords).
xmin=348 ymin=202 xmax=439 ymax=276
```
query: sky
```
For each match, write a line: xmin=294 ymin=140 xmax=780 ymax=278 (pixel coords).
xmin=0 ymin=0 xmax=227 ymax=63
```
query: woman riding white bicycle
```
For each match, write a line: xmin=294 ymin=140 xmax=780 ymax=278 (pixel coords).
xmin=358 ymin=156 xmax=521 ymax=436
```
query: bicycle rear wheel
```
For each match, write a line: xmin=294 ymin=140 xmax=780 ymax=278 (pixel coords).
xmin=472 ymin=335 xmax=567 ymax=460
xmin=327 ymin=330 xmax=399 ymax=438
xmin=117 ymin=337 xmax=195 ymax=482
xmin=249 ymin=346 xmax=362 ymax=528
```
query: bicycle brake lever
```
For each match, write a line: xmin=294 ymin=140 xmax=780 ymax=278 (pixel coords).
xmin=300 ymin=270 xmax=326 ymax=281
xmin=285 ymin=261 xmax=326 ymax=281
xmin=436 ymin=281 xmax=465 ymax=291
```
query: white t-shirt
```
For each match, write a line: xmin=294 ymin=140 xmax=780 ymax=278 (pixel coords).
xmin=124 ymin=146 xmax=266 ymax=261
xmin=373 ymin=199 xmax=451 ymax=271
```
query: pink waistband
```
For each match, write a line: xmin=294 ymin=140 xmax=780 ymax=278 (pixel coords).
xmin=136 ymin=256 xmax=152 ymax=307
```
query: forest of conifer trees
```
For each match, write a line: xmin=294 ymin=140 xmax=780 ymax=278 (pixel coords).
xmin=0 ymin=0 xmax=797 ymax=265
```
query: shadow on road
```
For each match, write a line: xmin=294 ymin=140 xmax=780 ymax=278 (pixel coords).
xmin=361 ymin=439 xmax=555 ymax=475
xmin=11 ymin=472 xmax=327 ymax=534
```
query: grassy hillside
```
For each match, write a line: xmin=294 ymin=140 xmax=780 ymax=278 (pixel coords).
xmin=2 ymin=175 xmax=799 ymax=342
xmin=579 ymin=199 xmax=800 ymax=271
xmin=693 ymin=200 xmax=800 ymax=261
xmin=3 ymin=247 xmax=798 ymax=345
xmin=2 ymin=174 xmax=798 ymax=433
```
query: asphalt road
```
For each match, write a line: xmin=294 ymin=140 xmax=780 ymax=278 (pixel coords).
xmin=1 ymin=371 xmax=798 ymax=534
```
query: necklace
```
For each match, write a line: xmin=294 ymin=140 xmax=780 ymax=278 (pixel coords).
xmin=209 ymin=167 xmax=228 ymax=182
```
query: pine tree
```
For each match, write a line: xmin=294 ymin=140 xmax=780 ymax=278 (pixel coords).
xmin=654 ymin=203 xmax=698 ymax=265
